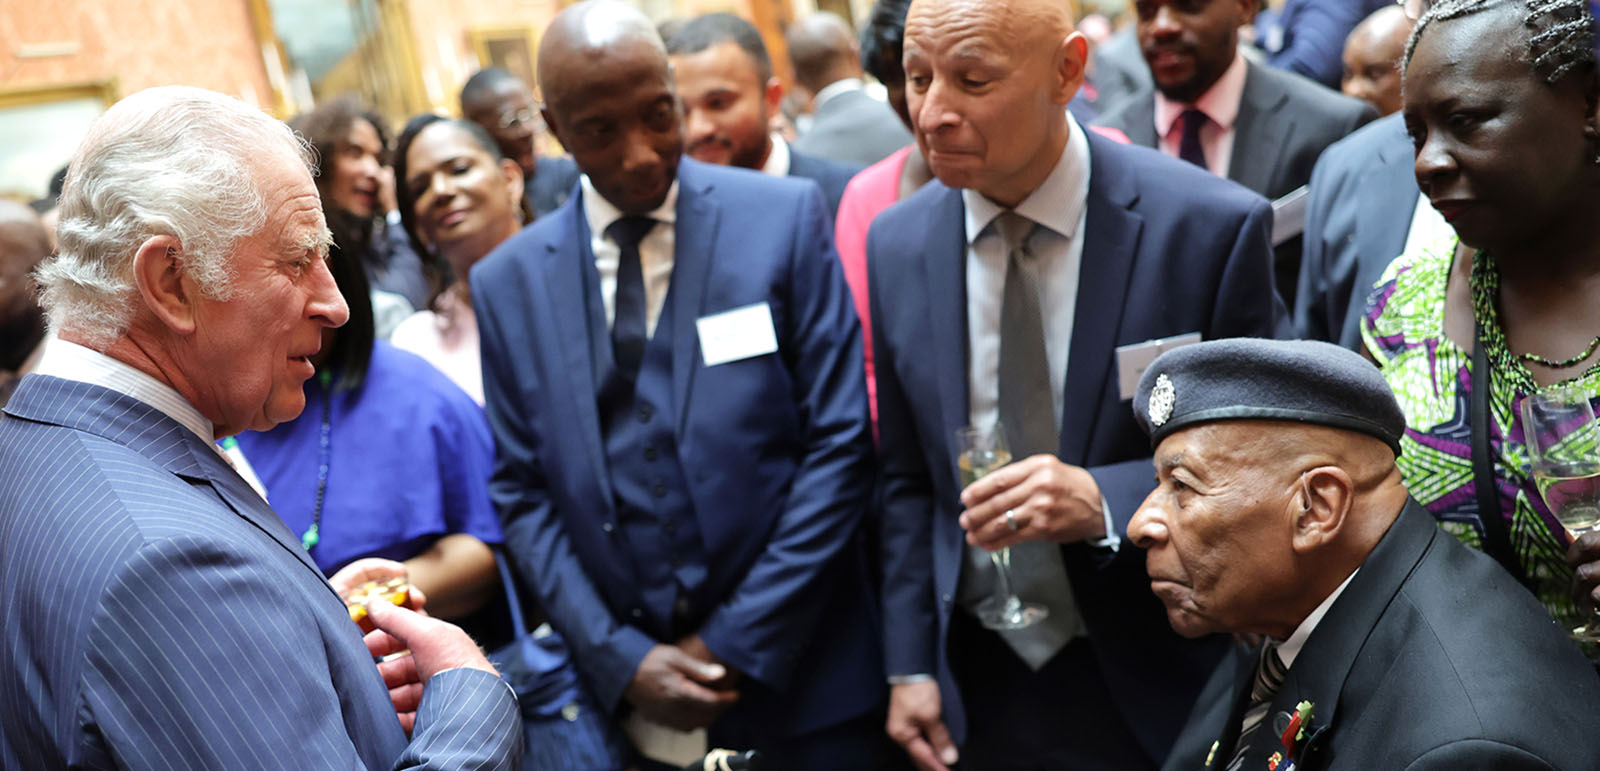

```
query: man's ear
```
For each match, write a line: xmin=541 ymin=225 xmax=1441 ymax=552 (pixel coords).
xmin=763 ymin=76 xmax=785 ymax=120
xmin=1290 ymin=466 xmax=1354 ymax=554
xmin=131 ymin=235 xmax=199 ymax=335
xmin=1055 ymin=31 xmax=1090 ymax=105
xmin=1238 ymin=0 xmax=1263 ymax=28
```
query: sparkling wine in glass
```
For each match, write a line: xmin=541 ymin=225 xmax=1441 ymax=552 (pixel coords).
xmin=1521 ymin=386 xmax=1600 ymax=642
xmin=956 ymin=424 xmax=1048 ymax=630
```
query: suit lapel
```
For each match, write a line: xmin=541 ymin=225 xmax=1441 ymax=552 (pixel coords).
xmin=1241 ymin=500 xmax=1440 ymax=768
xmin=1061 ymin=134 xmax=1143 ymax=465
xmin=669 ymin=162 xmax=718 ymax=436
xmin=1359 ymin=125 xmax=1420 ymax=263
xmin=541 ymin=200 xmax=616 ymax=509
xmin=924 ymin=185 xmax=971 ymax=490
xmin=1229 ymin=62 xmax=1293 ymax=197
xmin=4 ymin=376 xmax=336 ymax=596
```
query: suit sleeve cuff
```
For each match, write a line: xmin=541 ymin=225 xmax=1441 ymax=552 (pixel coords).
xmin=1088 ymin=494 xmax=1121 ymax=552
xmin=590 ymin=624 xmax=658 ymax=715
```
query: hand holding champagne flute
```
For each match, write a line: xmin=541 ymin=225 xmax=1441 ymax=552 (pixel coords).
xmin=956 ymin=424 xmax=1048 ymax=629
xmin=1521 ymin=386 xmax=1600 ymax=642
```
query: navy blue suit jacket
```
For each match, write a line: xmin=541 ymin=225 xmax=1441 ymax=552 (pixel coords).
xmin=1293 ymin=113 xmax=1419 ymax=349
xmin=869 ymin=132 xmax=1284 ymax=761
xmin=1265 ymin=0 xmax=1393 ymax=88
xmin=472 ymin=158 xmax=881 ymax=736
xmin=0 ymin=376 xmax=521 ymax=770
xmin=788 ymin=147 xmax=861 ymax=221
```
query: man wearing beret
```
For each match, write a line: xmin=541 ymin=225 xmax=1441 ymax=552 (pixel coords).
xmin=1129 ymin=338 xmax=1600 ymax=771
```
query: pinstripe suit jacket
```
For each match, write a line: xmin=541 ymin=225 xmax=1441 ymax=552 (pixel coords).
xmin=0 ymin=375 xmax=521 ymax=770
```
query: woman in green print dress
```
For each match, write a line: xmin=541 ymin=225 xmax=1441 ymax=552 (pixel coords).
xmin=1363 ymin=0 xmax=1600 ymax=635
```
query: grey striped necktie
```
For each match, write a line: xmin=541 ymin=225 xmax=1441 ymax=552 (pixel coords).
xmin=1227 ymin=643 xmax=1287 ymax=770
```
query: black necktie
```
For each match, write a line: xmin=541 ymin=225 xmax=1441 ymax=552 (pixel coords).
xmin=1179 ymin=108 xmax=1209 ymax=170
xmin=607 ymin=216 xmax=656 ymax=381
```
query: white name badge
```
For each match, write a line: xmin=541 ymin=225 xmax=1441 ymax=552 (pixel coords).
xmin=1116 ymin=332 xmax=1202 ymax=401
xmin=697 ymin=302 xmax=779 ymax=367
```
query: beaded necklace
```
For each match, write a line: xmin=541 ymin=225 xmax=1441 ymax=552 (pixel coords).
xmin=1468 ymin=249 xmax=1600 ymax=393
xmin=301 ymin=369 xmax=333 ymax=551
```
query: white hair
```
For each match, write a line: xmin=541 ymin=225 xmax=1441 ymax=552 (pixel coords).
xmin=36 ymin=85 xmax=314 ymax=349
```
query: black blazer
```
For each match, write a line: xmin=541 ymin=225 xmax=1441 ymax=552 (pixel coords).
xmin=1167 ymin=499 xmax=1600 ymax=771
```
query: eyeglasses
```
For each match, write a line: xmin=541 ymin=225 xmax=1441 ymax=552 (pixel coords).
xmin=1397 ymin=0 xmax=1432 ymax=20
xmin=497 ymin=108 xmax=541 ymax=131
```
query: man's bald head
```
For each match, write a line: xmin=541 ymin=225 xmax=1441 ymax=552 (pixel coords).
xmin=787 ymin=11 xmax=862 ymax=95
xmin=536 ymin=0 xmax=684 ymax=216
xmin=538 ymin=0 xmax=667 ymax=111
xmin=1342 ymin=5 xmax=1413 ymax=116
xmin=0 ymin=200 xmax=52 ymax=372
xmin=901 ymin=0 xmax=1084 ymax=206
xmin=907 ymin=0 xmax=1076 ymax=52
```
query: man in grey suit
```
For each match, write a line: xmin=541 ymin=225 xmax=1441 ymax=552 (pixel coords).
xmin=0 ymin=86 xmax=522 ymax=769
xmin=1094 ymin=0 xmax=1375 ymax=306
xmin=788 ymin=11 xmax=913 ymax=167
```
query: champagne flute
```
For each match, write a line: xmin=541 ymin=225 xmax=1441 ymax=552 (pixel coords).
xmin=1521 ymin=386 xmax=1600 ymax=642
xmin=956 ymin=424 xmax=1048 ymax=630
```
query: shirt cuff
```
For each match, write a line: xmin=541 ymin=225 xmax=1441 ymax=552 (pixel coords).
xmin=887 ymin=673 xmax=936 ymax=686
xmin=1088 ymin=494 xmax=1120 ymax=552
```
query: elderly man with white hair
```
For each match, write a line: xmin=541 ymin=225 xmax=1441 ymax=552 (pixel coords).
xmin=0 ymin=86 xmax=522 ymax=770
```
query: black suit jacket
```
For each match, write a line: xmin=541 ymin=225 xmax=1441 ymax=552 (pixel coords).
xmin=1166 ymin=499 xmax=1600 ymax=771
xmin=1094 ymin=59 xmax=1376 ymax=305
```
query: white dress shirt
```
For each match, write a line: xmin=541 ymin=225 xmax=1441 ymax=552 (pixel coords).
xmin=812 ymin=77 xmax=864 ymax=112
xmin=581 ymin=175 xmax=680 ymax=338
xmin=1277 ymin=569 xmax=1358 ymax=668
xmin=1401 ymin=193 xmax=1454 ymax=261
xmin=1154 ymin=51 xmax=1248 ymax=179
xmin=760 ymin=134 xmax=791 ymax=178
xmin=962 ymin=114 xmax=1118 ymax=550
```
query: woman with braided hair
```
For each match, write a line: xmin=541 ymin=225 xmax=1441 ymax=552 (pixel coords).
xmin=1363 ymin=0 xmax=1600 ymax=646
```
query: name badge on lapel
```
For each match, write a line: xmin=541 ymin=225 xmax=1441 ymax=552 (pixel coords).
xmin=1116 ymin=332 xmax=1202 ymax=400
xmin=697 ymin=302 xmax=779 ymax=367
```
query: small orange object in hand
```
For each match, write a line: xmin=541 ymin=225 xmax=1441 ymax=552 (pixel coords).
xmin=345 ymin=576 xmax=410 ymax=632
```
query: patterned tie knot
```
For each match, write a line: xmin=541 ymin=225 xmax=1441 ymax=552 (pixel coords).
xmin=1252 ymin=642 xmax=1287 ymax=703
xmin=993 ymin=211 xmax=1038 ymax=259
xmin=607 ymin=216 xmax=656 ymax=249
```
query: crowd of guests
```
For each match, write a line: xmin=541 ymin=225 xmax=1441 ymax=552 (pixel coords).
xmin=3 ymin=0 xmax=1600 ymax=769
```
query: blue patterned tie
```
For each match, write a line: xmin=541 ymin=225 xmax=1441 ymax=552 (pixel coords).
xmin=608 ymin=216 xmax=656 ymax=380
xmin=1179 ymin=108 xmax=1210 ymax=170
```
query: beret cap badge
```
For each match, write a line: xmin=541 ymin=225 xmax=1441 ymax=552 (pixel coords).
xmin=1149 ymin=374 xmax=1176 ymax=427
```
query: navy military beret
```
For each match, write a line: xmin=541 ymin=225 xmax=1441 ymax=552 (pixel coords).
xmin=1133 ymin=337 xmax=1406 ymax=455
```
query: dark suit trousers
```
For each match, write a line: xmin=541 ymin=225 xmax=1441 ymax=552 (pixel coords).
xmin=950 ymin=611 xmax=1151 ymax=771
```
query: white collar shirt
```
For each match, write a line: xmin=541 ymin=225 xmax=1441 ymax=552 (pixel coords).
xmin=581 ymin=174 xmax=680 ymax=338
xmin=760 ymin=134 xmax=791 ymax=178
xmin=1276 ymin=569 xmax=1359 ymax=669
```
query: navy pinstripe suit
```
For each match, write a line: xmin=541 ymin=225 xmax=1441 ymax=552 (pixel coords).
xmin=0 ymin=375 xmax=522 ymax=770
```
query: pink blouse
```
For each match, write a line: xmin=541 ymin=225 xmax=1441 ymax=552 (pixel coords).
xmin=834 ymin=145 xmax=914 ymax=436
